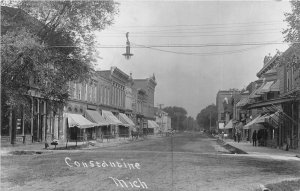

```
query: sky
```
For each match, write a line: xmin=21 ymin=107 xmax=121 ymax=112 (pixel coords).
xmin=94 ymin=0 xmax=292 ymax=118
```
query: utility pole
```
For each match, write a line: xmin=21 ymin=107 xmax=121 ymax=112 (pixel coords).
xmin=157 ymin=104 xmax=164 ymax=110
xmin=210 ymin=111 xmax=212 ymax=132
xmin=157 ymin=104 xmax=164 ymax=132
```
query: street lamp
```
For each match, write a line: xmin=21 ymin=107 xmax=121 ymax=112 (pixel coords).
xmin=122 ymin=32 xmax=134 ymax=59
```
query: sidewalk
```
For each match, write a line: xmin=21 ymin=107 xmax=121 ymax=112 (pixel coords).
xmin=1 ymin=135 xmax=162 ymax=156
xmin=222 ymin=138 xmax=300 ymax=159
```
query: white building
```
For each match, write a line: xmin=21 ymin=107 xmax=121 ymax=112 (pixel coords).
xmin=155 ymin=110 xmax=171 ymax=133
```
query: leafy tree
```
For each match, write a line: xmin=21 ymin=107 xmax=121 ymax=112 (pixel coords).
xmin=163 ymin=106 xmax=187 ymax=131
xmin=183 ymin=116 xmax=199 ymax=131
xmin=1 ymin=1 xmax=118 ymax=111
xmin=196 ymin=104 xmax=217 ymax=130
xmin=283 ymin=1 xmax=300 ymax=43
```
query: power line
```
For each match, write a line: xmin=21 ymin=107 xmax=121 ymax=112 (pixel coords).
xmin=123 ymin=27 xmax=283 ymax=34
xmin=131 ymin=42 xmax=268 ymax=56
xmin=4 ymin=41 xmax=295 ymax=48
xmin=98 ymin=31 xmax=282 ymax=38
xmin=94 ymin=41 xmax=294 ymax=48
xmin=111 ymin=20 xmax=283 ymax=28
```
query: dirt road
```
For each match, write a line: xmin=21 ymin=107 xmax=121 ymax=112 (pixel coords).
xmin=1 ymin=133 xmax=300 ymax=191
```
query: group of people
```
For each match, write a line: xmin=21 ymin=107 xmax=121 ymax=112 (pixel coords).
xmin=233 ymin=131 xmax=242 ymax=143
xmin=252 ymin=129 xmax=268 ymax=147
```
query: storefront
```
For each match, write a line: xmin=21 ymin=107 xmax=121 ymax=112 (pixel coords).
xmin=118 ymin=113 xmax=136 ymax=137
xmin=85 ymin=109 xmax=110 ymax=140
xmin=147 ymin=120 xmax=159 ymax=134
xmin=102 ymin=110 xmax=124 ymax=137
xmin=66 ymin=113 xmax=97 ymax=142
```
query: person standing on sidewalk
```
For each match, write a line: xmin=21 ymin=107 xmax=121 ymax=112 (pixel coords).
xmin=237 ymin=131 xmax=241 ymax=143
xmin=252 ymin=130 xmax=257 ymax=147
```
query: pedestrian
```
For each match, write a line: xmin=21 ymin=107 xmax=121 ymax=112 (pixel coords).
xmin=237 ymin=132 xmax=241 ymax=143
xmin=252 ymin=130 xmax=257 ymax=147
xmin=233 ymin=133 xmax=236 ymax=142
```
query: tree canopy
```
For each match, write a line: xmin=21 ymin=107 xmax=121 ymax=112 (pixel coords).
xmin=196 ymin=104 xmax=217 ymax=130
xmin=163 ymin=106 xmax=187 ymax=131
xmin=283 ymin=1 xmax=300 ymax=43
xmin=1 ymin=1 xmax=118 ymax=111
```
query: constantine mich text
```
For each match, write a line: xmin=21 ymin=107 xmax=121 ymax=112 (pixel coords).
xmin=65 ymin=157 xmax=141 ymax=170
xmin=109 ymin=177 xmax=148 ymax=189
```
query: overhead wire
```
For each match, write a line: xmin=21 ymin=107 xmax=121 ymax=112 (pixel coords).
xmin=130 ymin=42 xmax=275 ymax=56
xmin=111 ymin=20 xmax=283 ymax=28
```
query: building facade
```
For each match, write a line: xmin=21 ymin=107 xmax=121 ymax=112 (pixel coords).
xmin=133 ymin=75 xmax=157 ymax=134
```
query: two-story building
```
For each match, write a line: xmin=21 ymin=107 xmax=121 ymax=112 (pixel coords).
xmin=133 ymin=74 xmax=157 ymax=134
xmin=241 ymin=46 xmax=299 ymax=150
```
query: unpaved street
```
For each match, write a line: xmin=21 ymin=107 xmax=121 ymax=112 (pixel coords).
xmin=1 ymin=133 xmax=300 ymax=191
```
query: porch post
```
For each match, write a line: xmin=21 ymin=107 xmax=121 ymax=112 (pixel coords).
xmin=37 ymin=99 xmax=40 ymax=142
xmin=31 ymin=97 xmax=34 ymax=142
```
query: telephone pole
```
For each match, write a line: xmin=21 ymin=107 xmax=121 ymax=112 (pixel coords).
xmin=157 ymin=104 xmax=164 ymax=109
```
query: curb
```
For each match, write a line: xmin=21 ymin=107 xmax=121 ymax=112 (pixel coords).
xmin=216 ymin=139 xmax=248 ymax=154
xmin=2 ymin=136 xmax=156 ymax=155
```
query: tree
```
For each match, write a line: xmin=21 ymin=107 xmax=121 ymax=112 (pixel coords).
xmin=183 ymin=116 xmax=199 ymax=131
xmin=1 ymin=1 xmax=118 ymax=138
xmin=1 ymin=1 xmax=118 ymax=110
xmin=163 ymin=106 xmax=187 ymax=131
xmin=283 ymin=1 xmax=300 ymax=43
xmin=196 ymin=104 xmax=217 ymax=130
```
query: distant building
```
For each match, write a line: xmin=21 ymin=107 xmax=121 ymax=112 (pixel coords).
xmin=133 ymin=74 xmax=157 ymax=134
xmin=216 ymin=89 xmax=241 ymax=136
xmin=155 ymin=108 xmax=171 ymax=134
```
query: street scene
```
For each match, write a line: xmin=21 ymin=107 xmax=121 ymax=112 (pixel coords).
xmin=2 ymin=133 xmax=300 ymax=191
xmin=1 ymin=1 xmax=300 ymax=191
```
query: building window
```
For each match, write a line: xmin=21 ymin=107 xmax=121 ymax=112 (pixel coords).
xmin=220 ymin=113 xmax=225 ymax=120
xmin=85 ymin=83 xmax=88 ymax=101
xmin=78 ymin=84 xmax=81 ymax=100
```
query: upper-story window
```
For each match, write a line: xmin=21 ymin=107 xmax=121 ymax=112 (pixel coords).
xmin=286 ymin=66 xmax=293 ymax=92
xmin=77 ymin=83 xmax=81 ymax=100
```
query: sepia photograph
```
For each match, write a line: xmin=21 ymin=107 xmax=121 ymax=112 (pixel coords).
xmin=1 ymin=0 xmax=300 ymax=190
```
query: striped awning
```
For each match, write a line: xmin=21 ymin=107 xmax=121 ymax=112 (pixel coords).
xmin=260 ymin=81 xmax=275 ymax=94
xmin=243 ymin=114 xmax=268 ymax=129
xmin=148 ymin=120 xmax=159 ymax=128
xmin=118 ymin=113 xmax=135 ymax=127
xmin=224 ymin=120 xmax=233 ymax=129
xmin=249 ymin=87 xmax=262 ymax=99
xmin=102 ymin=110 xmax=123 ymax=125
xmin=67 ymin=113 xmax=97 ymax=129
xmin=270 ymin=80 xmax=280 ymax=92
xmin=236 ymin=97 xmax=249 ymax=107
xmin=243 ymin=115 xmax=261 ymax=129
xmin=253 ymin=83 xmax=267 ymax=96
xmin=85 ymin=110 xmax=109 ymax=126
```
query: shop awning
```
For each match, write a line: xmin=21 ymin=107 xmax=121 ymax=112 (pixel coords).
xmin=253 ymin=83 xmax=266 ymax=96
xmin=265 ymin=111 xmax=280 ymax=128
xmin=256 ymin=113 xmax=269 ymax=123
xmin=236 ymin=97 xmax=249 ymax=107
xmin=224 ymin=120 xmax=233 ymax=129
xmin=243 ymin=115 xmax=261 ymax=129
xmin=249 ymin=87 xmax=262 ymax=99
xmin=235 ymin=122 xmax=243 ymax=130
xmin=85 ymin=110 xmax=109 ymax=126
xmin=148 ymin=120 xmax=159 ymax=128
xmin=102 ymin=110 xmax=123 ymax=125
xmin=243 ymin=114 xmax=269 ymax=129
xmin=118 ymin=113 xmax=135 ymax=127
xmin=67 ymin=113 xmax=97 ymax=129
xmin=270 ymin=80 xmax=280 ymax=92
xmin=260 ymin=81 xmax=275 ymax=94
